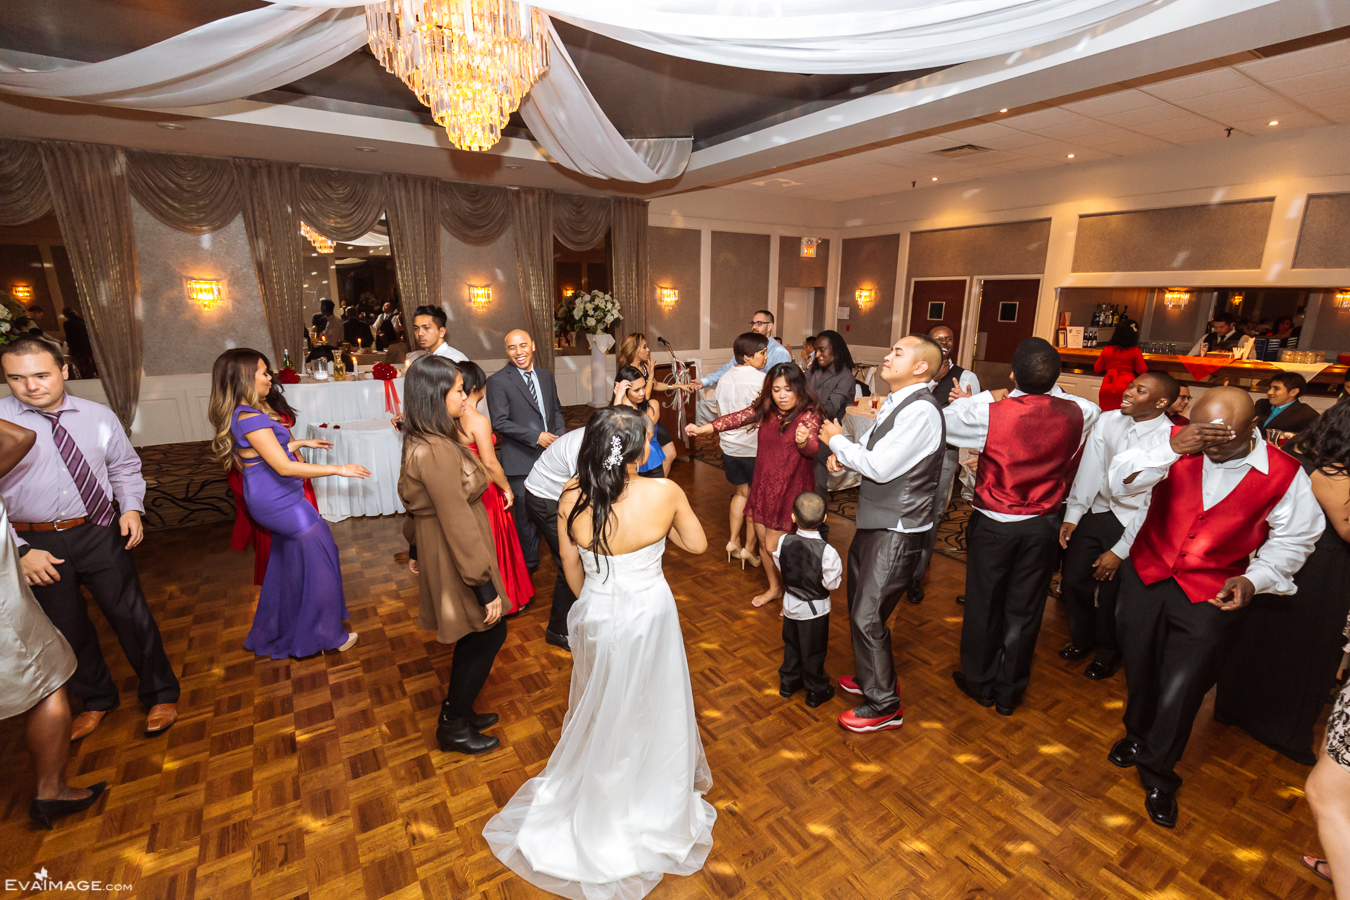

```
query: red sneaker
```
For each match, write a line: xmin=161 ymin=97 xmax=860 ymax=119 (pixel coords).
xmin=838 ymin=705 xmax=904 ymax=733
xmin=839 ymin=675 xmax=900 ymax=697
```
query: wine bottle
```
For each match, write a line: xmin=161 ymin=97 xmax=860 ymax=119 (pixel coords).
xmin=282 ymin=349 xmax=293 ymax=369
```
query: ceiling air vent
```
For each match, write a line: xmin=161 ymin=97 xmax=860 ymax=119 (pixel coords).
xmin=928 ymin=144 xmax=991 ymax=159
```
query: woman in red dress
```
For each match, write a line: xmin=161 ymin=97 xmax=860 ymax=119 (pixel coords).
xmin=226 ymin=378 xmax=320 ymax=585
xmin=687 ymin=362 xmax=823 ymax=607
xmin=1094 ymin=319 xmax=1146 ymax=411
xmin=458 ymin=362 xmax=534 ymax=615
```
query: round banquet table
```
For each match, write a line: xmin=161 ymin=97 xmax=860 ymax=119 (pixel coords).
xmin=826 ymin=405 xmax=878 ymax=491
xmin=283 ymin=376 xmax=405 ymax=440
xmin=303 ymin=419 xmax=405 ymax=522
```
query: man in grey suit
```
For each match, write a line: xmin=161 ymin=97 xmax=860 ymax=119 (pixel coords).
xmin=487 ymin=328 xmax=566 ymax=575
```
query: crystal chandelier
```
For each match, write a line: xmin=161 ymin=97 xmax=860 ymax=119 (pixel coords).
xmin=366 ymin=0 xmax=550 ymax=152
xmin=300 ymin=221 xmax=336 ymax=255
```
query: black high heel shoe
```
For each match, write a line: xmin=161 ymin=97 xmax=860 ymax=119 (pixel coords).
xmin=29 ymin=782 xmax=107 ymax=830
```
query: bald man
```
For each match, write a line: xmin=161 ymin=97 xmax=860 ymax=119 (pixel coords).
xmin=1058 ymin=372 xmax=1180 ymax=681
xmin=1106 ymin=386 xmax=1322 ymax=828
xmin=486 ymin=329 xmax=566 ymax=585
xmin=819 ymin=334 xmax=947 ymax=733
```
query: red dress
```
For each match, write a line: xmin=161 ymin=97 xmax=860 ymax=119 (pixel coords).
xmin=468 ymin=436 xmax=535 ymax=615
xmin=226 ymin=410 xmax=318 ymax=586
xmin=1094 ymin=345 xmax=1146 ymax=411
xmin=710 ymin=406 xmax=822 ymax=532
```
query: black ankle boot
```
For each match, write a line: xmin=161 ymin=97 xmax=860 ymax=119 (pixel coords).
xmin=437 ymin=714 xmax=500 ymax=755
xmin=467 ymin=711 xmax=499 ymax=730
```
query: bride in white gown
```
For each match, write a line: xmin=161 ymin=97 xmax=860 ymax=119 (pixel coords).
xmin=484 ymin=405 xmax=713 ymax=900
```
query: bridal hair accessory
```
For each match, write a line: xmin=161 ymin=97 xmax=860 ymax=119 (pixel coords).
xmin=603 ymin=435 xmax=624 ymax=470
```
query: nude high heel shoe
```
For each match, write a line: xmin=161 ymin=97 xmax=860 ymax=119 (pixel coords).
xmin=737 ymin=548 xmax=761 ymax=569
xmin=726 ymin=541 xmax=742 ymax=563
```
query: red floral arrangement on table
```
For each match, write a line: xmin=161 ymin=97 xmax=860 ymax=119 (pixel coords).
xmin=276 ymin=367 xmax=299 ymax=384
xmin=371 ymin=362 xmax=401 ymax=415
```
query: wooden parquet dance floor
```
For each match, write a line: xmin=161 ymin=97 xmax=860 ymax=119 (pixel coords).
xmin=0 ymin=459 xmax=1331 ymax=900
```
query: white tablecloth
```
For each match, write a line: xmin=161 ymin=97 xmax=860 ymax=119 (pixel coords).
xmin=303 ymin=418 xmax=405 ymax=522
xmin=826 ymin=406 xmax=877 ymax=491
xmin=285 ymin=377 xmax=405 ymax=439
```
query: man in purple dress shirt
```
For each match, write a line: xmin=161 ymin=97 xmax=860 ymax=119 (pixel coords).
xmin=0 ymin=338 xmax=179 ymax=741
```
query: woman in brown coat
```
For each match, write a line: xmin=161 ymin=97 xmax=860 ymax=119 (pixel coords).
xmin=399 ymin=355 xmax=507 ymax=755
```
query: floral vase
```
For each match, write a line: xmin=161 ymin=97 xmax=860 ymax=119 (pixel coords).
xmin=586 ymin=332 xmax=615 ymax=407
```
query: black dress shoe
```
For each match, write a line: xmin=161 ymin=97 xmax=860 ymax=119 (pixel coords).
xmin=1108 ymin=738 xmax=1141 ymax=768
xmin=1058 ymin=644 xmax=1091 ymax=661
xmin=544 ymin=629 xmax=571 ymax=652
xmin=436 ymin=716 xmax=500 ymax=755
xmin=780 ymin=682 xmax=802 ymax=698
xmin=467 ymin=711 xmax=499 ymax=730
xmin=1084 ymin=661 xmax=1118 ymax=680
xmin=951 ymin=671 xmax=994 ymax=708
xmin=995 ymin=702 xmax=1016 ymax=717
xmin=805 ymin=686 xmax=835 ymax=708
xmin=1144 ymin=787 xmax=1177 ymax=828
xmin=29 ymin=782 xmax=107 ymax=830
xmin=907 ymin=583 xmax=925 ymax=604
xmin=955 ymin=594 xmax=966 ymax=605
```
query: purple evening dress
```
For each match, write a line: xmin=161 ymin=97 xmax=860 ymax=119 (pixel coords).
xmin=231 ymin=405 xmax=350 ymax=658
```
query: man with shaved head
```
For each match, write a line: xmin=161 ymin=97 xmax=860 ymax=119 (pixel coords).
xmin=818 ymin=334 xmax=947 ymax=733
xmin=1106 ymin=385 xmax=1323 ymax=828
xmin=486 ymin=329 xmax=566 ymax=605
xmin=1058 ymin=372 xmax=1179 ymax=682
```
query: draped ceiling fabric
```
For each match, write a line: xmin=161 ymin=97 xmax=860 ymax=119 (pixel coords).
xmin=298 ymin=167 xmax=385 ymax=241
xmin=235 ymin=159 xmax=308 ymax=365
xmin=126 ymin=151 xmax=240 ymax=233
xmin=552 ymin=193 xmax=611 ymax=252
xmin=0 ymin=139 xmax=52 ymax=226
xmin=385 ymin=174 xmax=443 ymax=337
xmin=39 ymin=142 xmax=143 ymax=432
xmin=610 ymin=198 xmax=649 ymax=339
xmin=440 ymin=182 xmax=512 ymax=246
xmin=510 ymin=188 xmax=556 ymax=372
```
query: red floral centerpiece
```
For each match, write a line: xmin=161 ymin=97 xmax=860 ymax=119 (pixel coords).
xmin=276 ymin=367 xmax=299 ymax=384
xmin=372 ymin=362 xmax=400 ymax=415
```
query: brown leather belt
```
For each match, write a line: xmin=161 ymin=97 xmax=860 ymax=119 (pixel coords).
xmin=12 ymin=517 xmax=88 ymax=533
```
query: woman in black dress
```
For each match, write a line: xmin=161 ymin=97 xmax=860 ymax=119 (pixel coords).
xmin=1215 ymin=398 xmax=1350 ymax=764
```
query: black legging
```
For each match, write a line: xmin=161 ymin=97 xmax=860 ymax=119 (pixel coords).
xmin=443 ymin=619 xmax=507 ymax=717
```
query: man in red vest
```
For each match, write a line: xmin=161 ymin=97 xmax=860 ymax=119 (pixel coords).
xmin=944 ymin=338 xmax=1099 ymax=716
xmin=1107 ymin=387 xmax=1322 ymax=828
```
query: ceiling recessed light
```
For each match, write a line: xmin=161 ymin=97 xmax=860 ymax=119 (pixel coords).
xmin=156 ymin=123 xmax=185 ymax=130
xmin=354 ymin=146 xmax=378 ymax=152
xmin=1268 ymin=120 xmax=1279 ymax=126
xmin=999 ymin=108 xmax=1009 ymax=113
xmin=931 ymin=176 xmax=938 ymax=181
xmin=1067 ymin=153 xmax=1075 ymax=159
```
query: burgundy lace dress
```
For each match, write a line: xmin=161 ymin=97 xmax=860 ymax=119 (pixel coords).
xmin=709 ymin=407 xmax=822 ymax=532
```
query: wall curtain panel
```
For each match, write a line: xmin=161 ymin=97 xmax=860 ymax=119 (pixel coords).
xmin=553 ymin=193 xmax=612 ymax=252
xmin=440 ymin=182 xmax=512 ymax=246
xmin=611 ymin=198 xmax=649 ymax=339
xmin=235 ymin=159 xmax=307 ymax=366
xmin=510 ymin=188 xmax=556 ymax=372
xmin=39 ymin=142 xmax=143 ymax=432
xmin=126 ymin=151 xmax=241 ymax=234
xmin=385 ymin=174 xmax=443 ymax=335
xmin=298 ymin=167 xmax=386 ymax=242
xmin=0 ymin=139 xmax=52 ymax=226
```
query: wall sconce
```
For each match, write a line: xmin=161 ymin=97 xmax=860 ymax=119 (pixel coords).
xmin=1162 ymin=289 xmax=1190 ymax=310
xmin=1334 ymin=289 xmax=1350 ymax=310
xmin=187 ymin=279 xmax=223 ymax=312
xmin=1230 ymin=291 xmax=1245 ymax=306
xmin=300 ymin=221 xmax=335 ymax=255
xmin=468 ymin=284 xmax=492 ymax=310
xmin=855 ymin=288 xmax=874 ymax=311
xmin=658 ymin=286 xmax=678 ymax=311
xmin=10 ymin=283 xmax=33 ymax=302
xmin=800 ymin=237 xmax=820 ymax=259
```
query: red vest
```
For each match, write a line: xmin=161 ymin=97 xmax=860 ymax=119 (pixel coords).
xmin=974 ymin=394 xmax=1085 ymax=516
xmin=1131 ymin=432 xmax=1301 ymax=603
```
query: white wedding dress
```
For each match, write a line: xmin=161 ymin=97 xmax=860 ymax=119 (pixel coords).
xmin=483 ymin=539 xmax=716 ymax=900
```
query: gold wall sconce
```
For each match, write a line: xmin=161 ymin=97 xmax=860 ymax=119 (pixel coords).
xmin=855 ymin=288 xmax=874 ymax=311
xmin=1163 ymin=289 xmax=1190 ymax=310
xmin=188 ymin=279 xmax=223 ymax=312
xmin=10 ymin=283 xmax=33 ymax=302
xmin=658 ymin=286 xmax=679 ymax=310
xmin=800 ymin=237 xmax=820 ymax=258
xmin=1334 ymin=289 xmax=1350 ymax=310
xmin=469 ymin=283 xmax=492 ymax=310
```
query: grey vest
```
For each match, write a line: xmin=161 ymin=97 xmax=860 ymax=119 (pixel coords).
xmin=856 ymin=388 xmax=947 ymax=531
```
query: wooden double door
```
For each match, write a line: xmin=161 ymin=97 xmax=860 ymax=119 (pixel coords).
xmin=909 ymin=278 xmax=1040 ymax=387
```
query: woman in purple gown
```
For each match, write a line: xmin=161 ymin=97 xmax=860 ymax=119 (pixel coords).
xmin=209 ymin=349 xmax=370 ymax=658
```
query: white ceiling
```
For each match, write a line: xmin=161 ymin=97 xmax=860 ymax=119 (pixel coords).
xmin=725 ymin=38 xmax=1350 ymax=202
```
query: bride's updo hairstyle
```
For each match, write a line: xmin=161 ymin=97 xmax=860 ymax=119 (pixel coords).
xmin=567 ymin=406 xmax=650 ymax=561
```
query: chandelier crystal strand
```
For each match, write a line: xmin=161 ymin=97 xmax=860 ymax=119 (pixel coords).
xmin=366 ymin=0 xmax=549 ymax=152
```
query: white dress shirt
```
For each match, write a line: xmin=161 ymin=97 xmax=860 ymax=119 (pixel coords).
xmin=827 ymin=381 xmax=944 ymax=533
xmin=942 ymin=385 xmax=1101 ymax=523
xmin=524 ymin=428 xmax=586 ymax=502
xmin=714 ymin=365 xmax=767 ymax=458
xmin=930 ymin=366 xmax=980 ymax=402
xmin=1064 ymin=410 xmax=1175 ymax=558
xmin=1109 ymin=430 xmax=1323 ymax=596
xmin=771 ymin=529 xmax=842 ymax=621
xmin=431 ymin=341 xmax=469 ymax=363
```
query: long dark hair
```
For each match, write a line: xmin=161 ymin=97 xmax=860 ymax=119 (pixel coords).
xmin=809 ymin=330 xmax=854 ymax=373
xmin=1291 ymin=397 xmax=1350 ymax=477
xmin=1107 ymin=317 xmax=1140 ymax=348
xmin=744 ymin=362 xmax=822 ymax=434
xmin=401 ymin=355 xmax=466 ymax=448
xmin=567 ymin=406 xmax=650 ymax=566
xmin=610 ymin=365 xmax=648 ymax=409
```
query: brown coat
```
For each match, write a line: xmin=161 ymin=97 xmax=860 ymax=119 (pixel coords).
xmin=399 ymin=436 xmax=505 ymax=644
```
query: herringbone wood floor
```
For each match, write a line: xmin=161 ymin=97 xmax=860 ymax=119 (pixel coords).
xmin=0 ymin=459 xmax=1331 ymax=899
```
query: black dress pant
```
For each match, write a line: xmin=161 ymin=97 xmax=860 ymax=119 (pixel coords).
xmin=525 ymin=489 xmax=577 ymax=636
xmin=847 ymin=528 xmax=926 ymax=712
xmin=508 ymin=474 xmax=541 ymax=570
xmin=443 ymin=619 xmax=507 ymax=717
xmin=1060 ymin=510 xmax=1125 ymax=668
xmin=1117 ymin=564 xmax=1247 ymax=792
xmin=25 ymin=522 xmax=179 ymax=711
xmin=780 ymin=614 xmax=830 ymax=695
xmin=960 ymin=510 xmax=1063 ymax=708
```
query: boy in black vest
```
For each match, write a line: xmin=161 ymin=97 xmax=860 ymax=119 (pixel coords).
xmin=775 ymin=492 xmax=842 ymax=708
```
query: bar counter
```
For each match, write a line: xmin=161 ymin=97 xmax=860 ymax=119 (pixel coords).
xmin=1057 ymin=347 xmax=1348 ymax=394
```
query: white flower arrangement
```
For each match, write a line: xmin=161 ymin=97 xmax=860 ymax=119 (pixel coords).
xmin=571 ymin=290 xmax=621 ymax=335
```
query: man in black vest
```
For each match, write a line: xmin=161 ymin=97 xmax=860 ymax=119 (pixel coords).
xmin=819 ymin=334 xmax=947 ymax=733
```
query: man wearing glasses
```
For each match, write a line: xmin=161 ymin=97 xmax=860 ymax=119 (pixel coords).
xmin=690 ymin=310 xmax=793 ymax=391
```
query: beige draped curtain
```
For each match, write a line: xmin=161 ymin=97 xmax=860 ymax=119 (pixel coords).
xmin=440 ymin=182 xmax=511 ymax=246
xmin=0 ymin=139 xmax=52 ymax=226
xmin=385 ymin=174 xmax=442 ymax=332
xmin=611 ymin=197 xmax=649 ymax=339
xmin=553 ymin=192 xmax=612 ymax=252
xmin=298 ymin=168 xmax=385 ymax=242
xmin=39 ymin=142 xmax=143 ymax=431
xmin=235 ymin=159 xmax=306 ymax=365
xmin=126 ymin=151 xmax=240 ymax=233
xmin=510 ymin=188 xmax=556 ymax=371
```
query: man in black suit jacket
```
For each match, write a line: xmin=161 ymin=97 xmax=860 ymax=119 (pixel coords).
xmin=487 ymin=328 xmax=566 ymax=571
xmin=1255 ymin=372 xmax=1320 ymax=436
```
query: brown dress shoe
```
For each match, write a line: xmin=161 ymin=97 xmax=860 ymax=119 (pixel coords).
xmin=145 ymin=703 xmax=178 ymax=736
xmin=70 ymin=710 xmax=107 ymax=741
